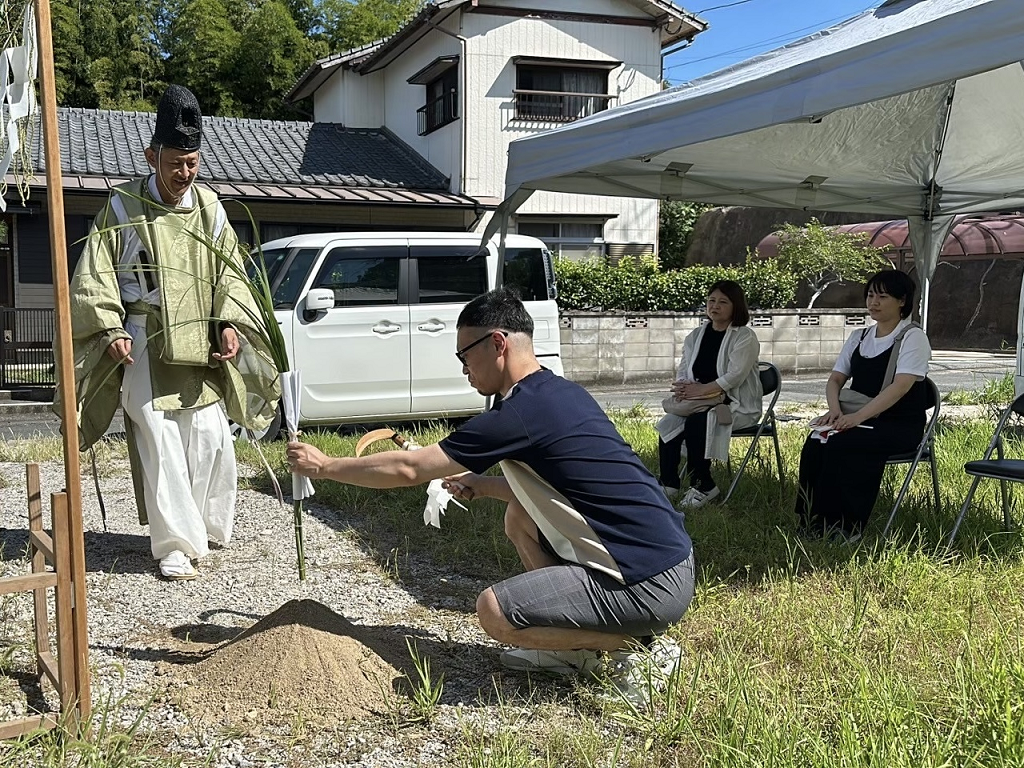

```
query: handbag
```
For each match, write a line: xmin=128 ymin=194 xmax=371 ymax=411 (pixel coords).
xmin=661 ymin=391 xmax=725 ymax=417
xmin=837 ymin=322 xmax=921 ymax=414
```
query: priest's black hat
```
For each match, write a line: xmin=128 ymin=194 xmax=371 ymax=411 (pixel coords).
xmin=152 ymin=85 xmax=202 ymax=151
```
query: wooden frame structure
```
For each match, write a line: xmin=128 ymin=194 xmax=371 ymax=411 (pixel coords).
xmin=0 ymin=465 xmax=87 ymax=738
xmin=0 ymin=0 xmax=91 ymax=737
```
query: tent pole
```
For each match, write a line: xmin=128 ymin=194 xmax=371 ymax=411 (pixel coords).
xmin=920 ymin=276 xmax=930 ymax=334
xmin=33 ymin=0 xmax=90 ymax=719
xmin=495 ymin=208 xmax=510 ymax=288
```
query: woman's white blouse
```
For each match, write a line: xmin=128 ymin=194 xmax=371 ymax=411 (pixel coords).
xmin=832 ymin=318 xmax=931 ymax=380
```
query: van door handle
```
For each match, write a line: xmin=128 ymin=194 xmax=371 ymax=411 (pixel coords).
xmin=372 ymin=323 xmax=402 ymax=336
xmin=417 ymin=322 xmax=445 ymax=333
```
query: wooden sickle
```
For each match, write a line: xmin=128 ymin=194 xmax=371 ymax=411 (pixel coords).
xmin=354 ymin=428 xmax=413 ymax=457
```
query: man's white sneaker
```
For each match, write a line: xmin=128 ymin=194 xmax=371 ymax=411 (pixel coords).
xmin=499 ymin=648 xmax=604 ymax=678
xmin=677 ymin=486 xmax=720 ymax=509
xmin=661 ymin=485 xmax=680 ymax=499
xmin=605 ymin=635 xmax=683 ymax=706
xmin=159 ymin=550 xmax=197 ymax=581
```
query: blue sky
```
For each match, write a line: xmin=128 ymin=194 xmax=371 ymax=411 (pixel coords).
xmin=664 ymin=0 xmax=878 ymax=84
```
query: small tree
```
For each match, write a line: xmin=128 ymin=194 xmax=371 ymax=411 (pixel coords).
xmin=658 ymin=200 xmax=713 ymax=271
xmin=774 ymin=218 xmax=892 ymax=308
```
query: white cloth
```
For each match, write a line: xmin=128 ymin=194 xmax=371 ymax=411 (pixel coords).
xmin=833 ymin=318 xmax=931 ymax=380
xmin=280 ymin=370 xmax=314 ymax=500
xmin=0 ymin=4 xmax=37 ymax=213
xmin=656 ymin=323 xmax=762 ymax=461
xmin=121 ymin=315 xmax=237 ymax=560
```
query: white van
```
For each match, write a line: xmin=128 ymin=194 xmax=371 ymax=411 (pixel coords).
xmin=252 ymin=232 xmax=561 ymax=436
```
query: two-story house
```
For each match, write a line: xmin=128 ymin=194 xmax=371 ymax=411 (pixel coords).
xmin=287 ymin=0 xmax=706 ymax=259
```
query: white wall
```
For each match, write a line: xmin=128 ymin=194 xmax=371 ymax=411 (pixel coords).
xmin=310 ymin=0 xmax=664 ymax=245
xmin=313 ymin=20 xmax=464 ymax=189
xmin=379 ymin=15 xmax=463 ymax=189
xmin=463 ymin=4 xmax=662 ymax=247
xmin=314 ymin=68 xmax=385 ymax=128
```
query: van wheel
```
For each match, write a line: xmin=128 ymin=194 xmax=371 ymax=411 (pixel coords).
xmin=230 ymin=406 xmax=283 ymax=443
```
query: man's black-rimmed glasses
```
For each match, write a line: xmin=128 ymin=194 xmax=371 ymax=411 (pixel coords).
xmin=456 ymin=330 xmax=508 ymax=365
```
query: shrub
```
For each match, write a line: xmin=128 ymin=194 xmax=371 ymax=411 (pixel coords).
xmin=554 ymin=256 xmax=797 ymax=312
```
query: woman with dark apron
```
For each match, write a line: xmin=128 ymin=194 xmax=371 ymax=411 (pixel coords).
xmin=796 ymin=270 xmax=931 ymax=541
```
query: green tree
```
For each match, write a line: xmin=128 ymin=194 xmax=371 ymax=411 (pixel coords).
xmin=773 ymin=218 xmax=892 ymax=308
xmin=47 ymin=0 xmax=96 ymax=106
xmin=232 ymin=0 xmax=319 ymax=118
xmin=85 ymin=0 xmax=166 ymax=110
xmin=165 ymin=0 xmax=242 ymax=116
xmin=281 ymin=0 xmax=324 ymax=38
xmin=322 ymin=0 xmax=422 ymax=52
xmin=658 ymin=200 xmax=713 ymax=271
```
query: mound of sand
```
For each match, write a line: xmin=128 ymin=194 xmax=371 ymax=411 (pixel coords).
xmin=181 ymin=599 xmax=404 ymax=724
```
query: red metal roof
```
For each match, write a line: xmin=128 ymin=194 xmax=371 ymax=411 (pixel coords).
xmin=758 ymin=214 xmax=1024 ymax=260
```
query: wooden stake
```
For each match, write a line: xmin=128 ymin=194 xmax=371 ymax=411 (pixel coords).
xmin=33 ymin=0 xmax=90 ymax=718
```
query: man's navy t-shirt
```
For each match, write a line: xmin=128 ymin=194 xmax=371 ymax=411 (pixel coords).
xmin=439 ymin=369 xmax=693 ymax=585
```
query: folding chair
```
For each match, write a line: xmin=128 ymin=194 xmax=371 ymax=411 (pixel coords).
xmin=724 ymin=361 xmax=784 ymax=502
xmin=879 ymin=377 xmax=941 ymax=539
xmin=948 ymin=390 xmax=1024 ymax=544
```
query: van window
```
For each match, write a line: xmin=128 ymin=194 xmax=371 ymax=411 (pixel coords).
xmin=313 ymin=246 xmax=404 ymax=307
xmin=266 ymin=248 xmax=319 ymax=309
xmin=504 ymin=247 xmax=552 ymax=302
xmin=412 ymin=246 xmax=488 ymax=304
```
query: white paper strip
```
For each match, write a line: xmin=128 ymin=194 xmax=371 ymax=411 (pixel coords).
xmin=423 ymin=478 xmax=465 ymax=528
xmin=0 ymin=5 xmax=38 ymax=213
xmin=281 ymin=370 xmax=314 ymax=500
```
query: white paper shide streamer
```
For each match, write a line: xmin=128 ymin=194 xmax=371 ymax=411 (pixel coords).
xmin=281 ymin=370 xmax=314 ymax=501
xmin=423 ymin=478 xmax=466 ymax=528
xmin=0 ymin=4 xmax=38 ymax=213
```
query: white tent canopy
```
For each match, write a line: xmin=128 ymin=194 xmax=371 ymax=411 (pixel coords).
xmin=488 ymin=0 xmax=1024 ymax=327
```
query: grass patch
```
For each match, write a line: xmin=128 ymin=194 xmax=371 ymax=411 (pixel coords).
xmin=945 ymin=372 xmax=1015 ymax=406
xmin=0 ymin=693 xmax=185 ymax=768
xmin=8 ymin=401 xmax=1024 ymax=765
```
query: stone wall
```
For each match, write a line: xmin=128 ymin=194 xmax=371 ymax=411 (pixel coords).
xmin=560 ymin=309 xmax=870 ymax=385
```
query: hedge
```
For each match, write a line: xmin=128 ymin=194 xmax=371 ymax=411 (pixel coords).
xmin=553 ymin=256 xmax=797 ymax=312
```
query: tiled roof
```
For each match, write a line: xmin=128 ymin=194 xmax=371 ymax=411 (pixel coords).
xmin=6 ymin=108 xmax=480 ymax=207
xmin=52 ymin=108 xmax=451 ymax=189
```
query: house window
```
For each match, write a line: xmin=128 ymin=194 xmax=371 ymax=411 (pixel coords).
xmin=514 ymin=64 xmax=614 ymax=122
xmin=518 ymin=220 xmax=605 ymax=261
xmin=417 ymin=67 xmax=459 ymax=136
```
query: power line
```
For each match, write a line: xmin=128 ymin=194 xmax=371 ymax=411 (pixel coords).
xmin=695 ymin=0 xmax=758 ymax=13
xmin=665 ymin=6 xmax=874 ymax=74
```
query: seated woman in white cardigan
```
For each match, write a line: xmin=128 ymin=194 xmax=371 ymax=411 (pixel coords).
xmin=657 ymin=281 xmax=762 ymax=508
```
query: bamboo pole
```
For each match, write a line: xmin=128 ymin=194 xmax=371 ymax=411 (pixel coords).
xmin=32 ymin=0 xmax=90 ymax=719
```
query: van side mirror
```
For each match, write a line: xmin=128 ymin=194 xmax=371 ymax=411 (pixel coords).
xmin=303 ymin=288 xmax=335 ymax=321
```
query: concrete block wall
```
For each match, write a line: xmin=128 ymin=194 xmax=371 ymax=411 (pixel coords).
xmin=560 ymin=309 xmax=870 ymax=385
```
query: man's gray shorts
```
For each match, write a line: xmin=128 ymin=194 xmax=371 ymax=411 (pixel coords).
xmin=491 ymin=551 xmax=696 ymax=638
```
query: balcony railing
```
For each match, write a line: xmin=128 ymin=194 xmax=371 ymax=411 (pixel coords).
xmin=417 ymin=91 xmax=459 ymax=136
xmin=513 ymin=90 xmax=615 ymax=122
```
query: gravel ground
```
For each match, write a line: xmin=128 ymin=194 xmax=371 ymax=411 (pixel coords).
xmin=0 ymin=458 xmax=571 ymax=767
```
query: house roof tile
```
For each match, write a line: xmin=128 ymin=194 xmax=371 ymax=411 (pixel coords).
xmin=5 ymin=108 xmax=483 ymax=207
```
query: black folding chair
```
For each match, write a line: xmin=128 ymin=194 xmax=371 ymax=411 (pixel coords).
xmin=880 ymin=377 xmax=942 ymax=539
xmin=948 ymin=390 xmax=1024 ymax=544
xmin=724 ymin=362 xmax=784 ymax=502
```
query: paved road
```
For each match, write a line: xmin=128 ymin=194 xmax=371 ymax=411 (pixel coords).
xmin=587 ymin=350 xmax=1016 ymax=412
xmin=0 ymin=351 xmax=1014 ymax=441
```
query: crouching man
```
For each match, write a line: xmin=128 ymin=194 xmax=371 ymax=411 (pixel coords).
xmin=286 ymin=288 xmax=695 ymax=682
